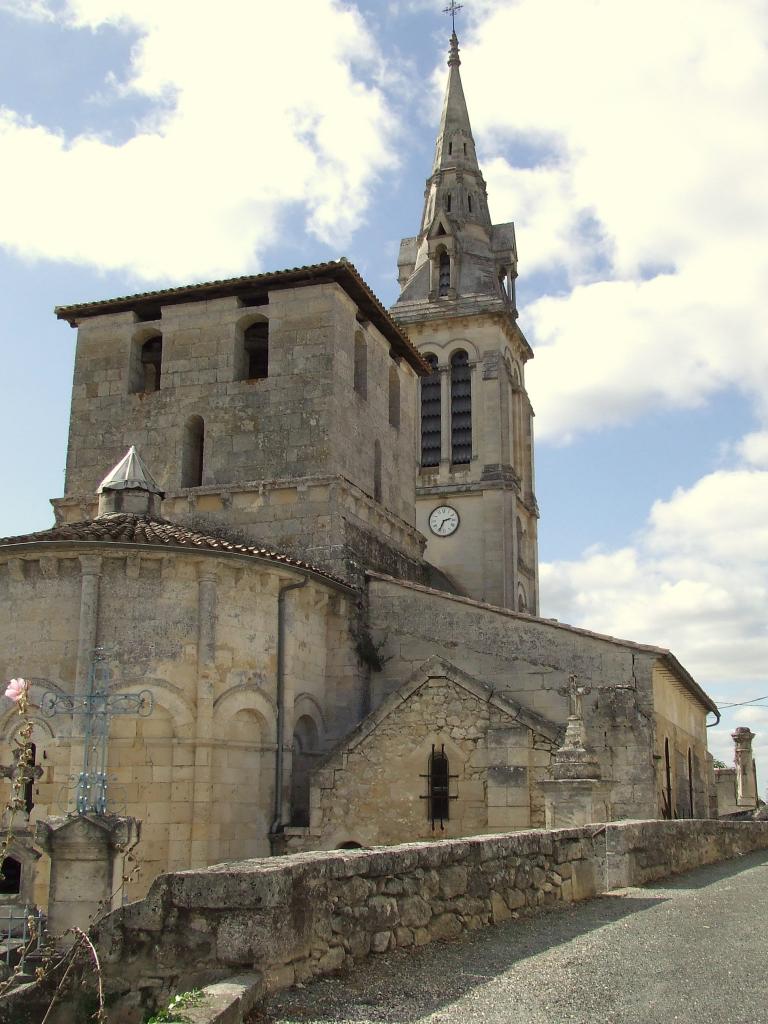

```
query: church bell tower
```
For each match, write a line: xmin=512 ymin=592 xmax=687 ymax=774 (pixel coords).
xmin=391 ymin=29 xmax=539 ymax=613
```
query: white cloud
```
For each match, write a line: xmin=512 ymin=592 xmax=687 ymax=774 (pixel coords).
xmin=449 ymin=0 xmax=768 ymax=442
xmin=540 ymin=466 xmax=768 ymax=683
xmin=0 ymin=0 xmax=56 ymax=21
xmin=0 ymin=0 xmax=396 ymax=280
xmin=738 ymin=431 xmax=768 ymax=469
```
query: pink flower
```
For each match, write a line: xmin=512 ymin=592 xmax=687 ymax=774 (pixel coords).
xmin=4 ymin=678 xmax=27 ymax=702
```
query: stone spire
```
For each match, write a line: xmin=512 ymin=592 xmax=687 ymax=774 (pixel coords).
xmin=394 ymin=31 xmax=517 ymax=314
xmin=97 ymin=446 xmax=164 ymax=517
xmin=430 ymin=32 xmax=481 ymax=179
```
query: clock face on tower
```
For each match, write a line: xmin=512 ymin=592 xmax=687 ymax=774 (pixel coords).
xmin=428 ymin=505 xmax=460 ymax=537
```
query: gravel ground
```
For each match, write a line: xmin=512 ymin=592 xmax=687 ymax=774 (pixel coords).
xmin=253 ymin=849 xmax=768 ymax=1024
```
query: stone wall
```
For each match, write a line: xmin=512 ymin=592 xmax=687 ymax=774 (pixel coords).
xmin=282 ymin=661 xmax=560 ymax=851
xmin=367 ymin=574 xmax=715 ymax=821
xmin=90 ymin=819 xmax=768 ymax=1023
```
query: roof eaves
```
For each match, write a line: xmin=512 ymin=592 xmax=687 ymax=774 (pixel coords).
xmin=0 ymin=537 xmax=356 ymax=594
xmin=54 ymin=259 xmax=430 ymax=376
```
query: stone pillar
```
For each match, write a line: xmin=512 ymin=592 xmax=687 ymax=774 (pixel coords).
xmin=69 ymin=556 xmax=102 ymax=786
xmin=34 ymin=813 xmax=140 ymax=945
xmin=193 ymin=565 xmax=217 ymax=869
xmin=540 ymin=692 xmax=611 ymax=828
xmin=733 ymin=727 xmax=757 ymax=808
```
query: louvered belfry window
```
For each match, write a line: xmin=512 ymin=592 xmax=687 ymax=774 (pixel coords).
xmin=438 ymin=252 xmax=451 ymax=296
xmin=450 ymin=350 xmax=472 ymax=464
xmin=420 ymin=354 xmax=441 ymax=467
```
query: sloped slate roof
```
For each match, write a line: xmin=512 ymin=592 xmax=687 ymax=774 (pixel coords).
xmin=0 ymin=513 xmax=352 ymax=589
xmin=55 ymin=258 xmax=431 ymax=376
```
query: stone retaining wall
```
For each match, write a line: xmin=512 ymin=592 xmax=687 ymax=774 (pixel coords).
xmin=90 ymin=819 xmax=768 ymax=1023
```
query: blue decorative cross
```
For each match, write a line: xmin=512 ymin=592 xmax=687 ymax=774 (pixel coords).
xmin=42 ymin=647 xmax=153 ymax=815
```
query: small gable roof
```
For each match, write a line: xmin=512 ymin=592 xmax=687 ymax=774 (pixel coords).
xmin=319 ymin=655 xmax=560 ymax=768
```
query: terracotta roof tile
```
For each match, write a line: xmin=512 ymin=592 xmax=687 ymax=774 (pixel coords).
xmin=0 ymin=514 xmax=352 ymax=589
xmin=55 ymin=258 xmax=431 ymax=376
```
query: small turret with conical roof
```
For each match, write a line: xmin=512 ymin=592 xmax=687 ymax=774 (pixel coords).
xmin=97 ymin=446 xmax=164 ymax=517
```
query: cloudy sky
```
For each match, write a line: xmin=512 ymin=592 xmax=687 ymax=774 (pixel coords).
xmin=1 ymin=0 xmax=766 ymax=785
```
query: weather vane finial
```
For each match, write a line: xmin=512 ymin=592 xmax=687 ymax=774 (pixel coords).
xmin=443 ymin=1 xmax=464 ymax=34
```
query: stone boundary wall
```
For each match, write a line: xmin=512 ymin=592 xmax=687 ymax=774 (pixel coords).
xmin=76 ymin=819 xmax=768 ymax=1023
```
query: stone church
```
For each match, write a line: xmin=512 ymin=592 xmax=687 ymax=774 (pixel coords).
xmin=0 ymin=31 xmax=723 ymax=910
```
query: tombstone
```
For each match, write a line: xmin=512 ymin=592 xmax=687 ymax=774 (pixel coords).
xmin=34 ymin=813 xmax=140 ymax=944
xmin=540 ymin=675 xmax=612 ymax=828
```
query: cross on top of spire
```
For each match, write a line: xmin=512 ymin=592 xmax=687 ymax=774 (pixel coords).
xmin=443 ymin=1 xmax=464 ymax=34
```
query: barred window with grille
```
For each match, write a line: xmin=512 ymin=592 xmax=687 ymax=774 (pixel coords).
xmin=420 ymin=354 xmax=441 ymax=467
xmin=450 ymin=350 xmax=472 ymax=464
xmin=429 ymin=745 xmax=450 ymax=826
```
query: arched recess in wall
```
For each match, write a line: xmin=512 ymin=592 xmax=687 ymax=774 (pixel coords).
xmin=450 ymin=350 xmax=472 ymax=464
xmin=420 ymin=353 xmax=441 ymax=468
xmin=688 ymin=747 xmax=695 ymax=818
xmin=181 ymin=415 xmax=205 ymax=488
xmin=290 ymin=713 xmax=320 ymax=828
xmin=212 ymin=706 xmax=270 ymax=860
xmin=137 ymin=333 xmax=163 ymax=393
xmin=388 ymin=363 xmax=400 ymax=429
xmin=0 ymin=856 xmax=21 ymax=895
xmin=354 ymin=330 xmax=367 ymax=398
xmin=241 ymin=315 xmax=269 ymax=381
xmin=517 ymin=584 xmax=528 ymax=613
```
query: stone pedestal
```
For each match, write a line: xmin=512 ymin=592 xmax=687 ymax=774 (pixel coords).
xmin=541 ymin=710 xmax=612 ymax=828
xmin=541 ymin=778 xmax=612 ymax=829
xmin=34 ymin=813 xmax=140 ymax=943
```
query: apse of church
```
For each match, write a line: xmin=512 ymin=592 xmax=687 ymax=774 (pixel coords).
xmin=391 ymin=30 xmax=539 ymax=614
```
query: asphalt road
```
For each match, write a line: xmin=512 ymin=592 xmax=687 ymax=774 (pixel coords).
xmin=257 ymin=849 xmax=768 ymax=1024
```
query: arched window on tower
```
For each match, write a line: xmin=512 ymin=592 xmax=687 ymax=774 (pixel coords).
xmin=388 ymin=364 xmax=400 ymax=429
xmin=450 ymin=350 xmax=472 ymax=464
xmin=244 ymin=320 xmax=269 ymax=380
xmin=516 ymin=516 xmax=525 ymax=568
xmin=467 ymin=194 xmax=473 ymax=213
xmin=438 ymin=251 xmax=451 ymax=297
xmin=140 ymin=335 xmax=163 ymax=393
xmin=354 ymin=330 xmax=367 ymax=398
xmin=182 ymin=415 xmax=205 ymax=488
xmin=420 ymin=354 xmax=441 ymax=468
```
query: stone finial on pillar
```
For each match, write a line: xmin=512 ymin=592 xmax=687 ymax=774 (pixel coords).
xmin=732 ymin=727 xmax=758 ymax=808
xmin=34 ymin=813 xmax=141 ymax=946
xmin=540 ymin=676 xmax=611 ymax=828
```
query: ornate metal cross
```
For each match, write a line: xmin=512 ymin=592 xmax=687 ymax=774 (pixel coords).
xmin=558 ymin=674 xmax=592 ymax=720
xmin=443 ymin=1 xmax=464 ymax=33
xmin=41 ymin=648 xmax=153 ymax=815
